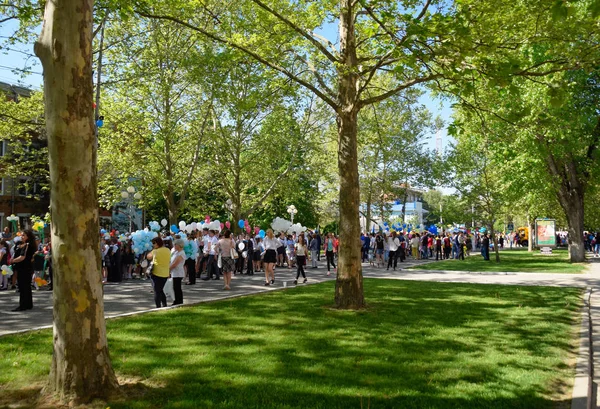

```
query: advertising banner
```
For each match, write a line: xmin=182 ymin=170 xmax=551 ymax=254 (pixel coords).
xmin=535 ymin=219 xmax=556 ymax=247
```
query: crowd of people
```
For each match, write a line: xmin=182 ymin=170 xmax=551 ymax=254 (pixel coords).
xmin=5 ymin=221 xmax=562 ymax=312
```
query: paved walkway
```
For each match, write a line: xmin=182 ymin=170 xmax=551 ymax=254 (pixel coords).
xmin=1 ymin=255 xmax=598 ymax=336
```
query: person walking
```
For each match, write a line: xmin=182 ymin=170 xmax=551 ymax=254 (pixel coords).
xmin=294 ymin=235 xmax=308 ymax=284
xmin=170 ymin=239 xmax=186 ymax=305
xmin=481 ymin=233 xmax=490 ymax=261
xmin=215 ymin=230 xmax=236 ymax=290
xmin=387 ymin=231 xmax=400 ymax=271
xmin=375 ymin=233 xmax=385 ymax=267
xmin=309 ymin=233 xmax=319 ymax=268
xmin=323 ymin=232 xmax=337 ymax=276
xmin=435 ymin=235 xmax=443 ymax=260
xmin=263 ymin=229 xmax=279 ymax=285
xmin=11 ymin=230 xmax=36 ymax=311
xmin=147 ymin=237 xmax=170 ymax=308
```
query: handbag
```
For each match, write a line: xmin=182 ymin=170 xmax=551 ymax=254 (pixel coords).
xmin=231 ymin=248 xmax=238 ymax=260
xmin=217 ymin=253 xmax=222 ymax=268
xmin=164 ymin=278 xmax=175 ymax=300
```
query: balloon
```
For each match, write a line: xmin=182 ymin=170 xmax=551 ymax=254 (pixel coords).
xmin=244 ymin=219 xmax=249 ymax=226
xmin=225 ymin=221 xmax=231 ymax=229
xmin=254 ymin=226 xmax=260 ymax=234
xmin=245 ymin=226 xmax=251 ymax=233
xmin=179 ymin=221 xmax=186 ymax=229
xmin=161 ymin=219 xmax=168 ymax=227
xmin=259 ymin=229 xmax=266 ymax=238
xmin=242 ymin=251 xmax=248 ymax=259
xmin=141 ymin=260 xmax=148 ymax=268
xmin=220 ymin=222 xmax=224 ymax=230
xmin=104 ymin=234 xmax=110 ymax=240
xmin=100 ymin=229 xmax=106 ymax=234
xmin=238 ymin=242 xmax=245 ymax=251
xmin=205 ymin=215 xmax=211 ymax=223
xmin=171 ymin=224 xmax=179 ymax=233
xmin=238 ymin=220 xmax=245 ymax=229
xmin=191 ymin=222 xmax=197 ymax=230
xmin=96 ymin=119 xmax=104 ymax=128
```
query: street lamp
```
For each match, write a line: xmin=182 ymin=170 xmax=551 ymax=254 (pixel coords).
xmin=287 ymin=204 xmax=298 ymax=224
xmin=120 ymin=186 xmax=142 ymax=232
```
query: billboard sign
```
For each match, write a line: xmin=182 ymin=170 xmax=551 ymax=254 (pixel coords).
xmin=535 ymin=219 xmax=556 ymax=247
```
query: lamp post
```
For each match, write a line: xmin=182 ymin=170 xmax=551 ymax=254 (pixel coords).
xmin=120 ymin=186 xmax=142 ymax=232
xmin=287 ymin=204 xmax=298 ymax=224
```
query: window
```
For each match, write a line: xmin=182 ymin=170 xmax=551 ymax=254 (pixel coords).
xmin=17 ymin=177 xmax=42 ymax=197
xmin=18 ymin=214 xmax=31 ymax=230
xmin=0 ymin=178 xmax=4 ymax=196
xmin=0 ymin=141 xmax=6 ymax=157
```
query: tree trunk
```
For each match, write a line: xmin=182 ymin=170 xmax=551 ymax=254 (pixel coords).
xmin=35 ymin=0 xmax=119 ymax=403
xmin=166 ymin=192 xmax=179 ymax=226
xmin=334 ymin=0 xmax=364 ymax=309
xmin=365 ymin=182 xmax=372 ymax=234
xmin=564 ymin=194 xmax=586 ymax=262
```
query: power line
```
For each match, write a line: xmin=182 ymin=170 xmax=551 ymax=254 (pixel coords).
xmin=0 ymin=64 xmax=42 ymax=75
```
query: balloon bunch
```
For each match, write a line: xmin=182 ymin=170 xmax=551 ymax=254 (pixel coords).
xmin=149 ymin=221 xmax=161 ymax=232
xmin=271 ymin=217 xmax=292 ymax=234
xmin=1 ymin=265 xmax=13 ymax=277
xmin=6 ymin=214 xmax=18 ymax=232
xmin=183 ymin=238 xmax=198 ymax=260
xmin=131 ymin=229 xmax=158 ymax=255
xmin=287 ymin=223 xmax=307 ymax=235
xmin=427 ymin=225 xmax=438 ymax=235
xmin=33 ymin=221 xmax=46 ymax=242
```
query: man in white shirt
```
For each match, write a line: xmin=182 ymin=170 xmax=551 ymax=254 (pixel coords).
xmin=203 ymin=230 xmax=220 ymax=280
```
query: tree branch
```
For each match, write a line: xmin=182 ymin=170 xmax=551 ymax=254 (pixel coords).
xmin=359 ymin=74 xmax=440 ymax=107
xmin=248 ymin=0 xmax=340 ymax=63
xmin=135 ymin=9 xmax=339 ymax=109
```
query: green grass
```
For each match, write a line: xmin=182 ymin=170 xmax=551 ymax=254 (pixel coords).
xmin=410 ymin=248 xmax=587 ymax=273
xmin=0 ymin=279 xmax=582 ymax=409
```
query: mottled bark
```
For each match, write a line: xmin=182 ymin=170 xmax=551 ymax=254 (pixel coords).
xmin=35 ymin=0 xmax=119 ymax=403
xmin=334 ymin=0 xmax=364 ymax=309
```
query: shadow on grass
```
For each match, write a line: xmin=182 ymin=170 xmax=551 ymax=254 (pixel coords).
xmin=0 ymin=279 xmax=582 ymax=409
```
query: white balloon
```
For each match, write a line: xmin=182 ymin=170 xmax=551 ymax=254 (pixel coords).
xmin=191 ymin=222 xmax=197 ymax=230
xmin=242 ymin=251 xmax=247 ymax=258
xmin=179 ymin=221 xmax=186 ymax=229
xmin=161 ymin=219 xmax=168 ymax=227
xmin=141 ymin=260 xmax=148 ymax=268
xmin=238 ymin=242 xmax=245 ymax=251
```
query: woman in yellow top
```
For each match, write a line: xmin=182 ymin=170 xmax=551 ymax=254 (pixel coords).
xmin=147 ymin=237 xmax=171 ymax=308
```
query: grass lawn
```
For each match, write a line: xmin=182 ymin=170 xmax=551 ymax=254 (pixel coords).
xmin=0 ymin=279 xmax=582 ymax=409
xmin=409 ymin=248 xmax=587 ymax=273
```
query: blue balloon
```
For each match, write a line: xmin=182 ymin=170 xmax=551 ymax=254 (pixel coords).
xmin=96 ymin=119 xmax=104 ymax=128
xmin=402 ymin=224 xmax=407 ymax=228
xmin=100 ymin=229 xmax=106 ymax=234
xmin=171 ymin=224 xmax=179 ymax=233
xmin=259 ymin=229 xmax=265 ymax=238
xmin=238 ymin=220 xmax=245 ymax=229
xmin=383 ymin=222 xmax=389 ymax=226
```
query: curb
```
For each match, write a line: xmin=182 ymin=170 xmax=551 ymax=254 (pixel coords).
xmin=572 ymin=287 xmax=595 ymax=409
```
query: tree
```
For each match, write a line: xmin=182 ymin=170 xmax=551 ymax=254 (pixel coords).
xmin=34 ymin=0 xmax=119 ymax=403
xmin=449 ymin=68 xmax=600 ymax=262
xmin=98 ymin=18 xmax=213 ymax=225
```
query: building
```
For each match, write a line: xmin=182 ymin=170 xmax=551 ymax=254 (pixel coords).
xmin=360 ymin=185 xmax=429 ymax=232
xmin=0 ymin=81 xmax=49 ymax=231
